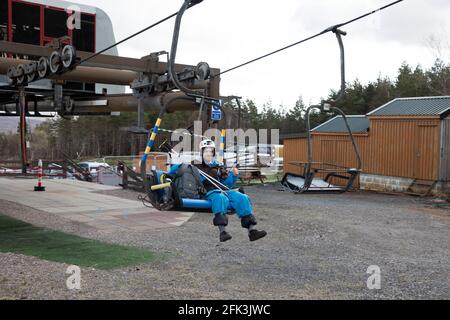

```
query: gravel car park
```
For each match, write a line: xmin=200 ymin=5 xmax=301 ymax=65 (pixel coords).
xmin=0 ymin=183 xmax=449 ymax=300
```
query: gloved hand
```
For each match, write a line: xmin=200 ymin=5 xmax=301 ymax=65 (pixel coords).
xmin=232 ymin=165 xmax=239 ymax=176
xmin=210 ymin=168 xmax=219 ymax=178
xmin=218 ymin=167 xmax=228 ymax=179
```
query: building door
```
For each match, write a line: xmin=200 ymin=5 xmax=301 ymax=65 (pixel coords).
xmin=414 ymin=124 xmax=438 ymax=180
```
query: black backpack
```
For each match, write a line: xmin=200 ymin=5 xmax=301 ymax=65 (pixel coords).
xmin=173 ymin=164 xmax=204 ymax=200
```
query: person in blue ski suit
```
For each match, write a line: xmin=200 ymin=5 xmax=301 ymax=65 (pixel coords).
xmin=169 ymin=139 xmax=267 ymax=242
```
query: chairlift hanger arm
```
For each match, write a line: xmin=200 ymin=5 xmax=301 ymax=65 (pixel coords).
xmin=169 ymin=0 xmax=202 ymax=96
xmin=333 ymin=28 xmax=346 ymax=102
xmin=168 ymin=0 xmax=219 ymax=105
xmin=305 ymin=29 xmax=348 ymax=168
xmin=140 ymin=1 xmax=209 ymax=194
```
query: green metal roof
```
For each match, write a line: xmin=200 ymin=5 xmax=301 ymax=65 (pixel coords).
xmin=367 ymin=96 xmax=450 ymax=118
xmin=312 ymin=116 xmax=369 ymax=133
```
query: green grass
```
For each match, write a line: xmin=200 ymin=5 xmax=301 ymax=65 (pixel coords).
xmin=0 ymin=214 xmax=158 ymax=270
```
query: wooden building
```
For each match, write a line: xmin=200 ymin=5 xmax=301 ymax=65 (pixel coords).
xmin=283 ymin=96 xmax=450 ymax=195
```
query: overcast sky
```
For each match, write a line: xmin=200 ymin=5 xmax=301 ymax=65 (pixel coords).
xmin=71 ymin=0 xmax=450 ymax=111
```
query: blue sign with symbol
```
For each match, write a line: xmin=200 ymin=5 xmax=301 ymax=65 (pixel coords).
xmin=211 ymin=101 xmax=222 ymax=121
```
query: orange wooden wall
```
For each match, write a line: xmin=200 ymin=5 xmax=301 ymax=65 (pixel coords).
xmin=283 ymin=116 xmax=443 ymax=182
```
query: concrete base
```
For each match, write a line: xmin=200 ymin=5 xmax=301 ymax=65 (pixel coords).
xmin=360 ymin=174 xmax=450 ymax=196
xmin=0 ymin=178 xmax=194 ymax=233
xmin=360 ymin=174 xmax=414 ymax=193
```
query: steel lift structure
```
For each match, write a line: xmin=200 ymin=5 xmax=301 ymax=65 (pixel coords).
xmin=1 ymin=0 xmax=402 ymax=197
xmin=1 ymin=0 xmax=232 ymax=213
xmin=0 ymin=0 xmax=219 ymax=174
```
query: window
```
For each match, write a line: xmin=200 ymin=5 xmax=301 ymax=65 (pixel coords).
xmin=44 ymin=8 xmax=68 ymax=39
xmin=12 ymin=1 xmax=40 ymax=45
xmin=73 ymin=13 xmax=95 ymax=52
xmin=4 ymin=1 xmax=97 ymax=92
xmin=0 ymin=0 xmax=7 ymax=41
xmin=65 ymin=81 xmax=95 ymax=92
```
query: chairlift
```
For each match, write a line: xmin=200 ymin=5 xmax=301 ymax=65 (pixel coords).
xmin=281 ymin=28 xmax=362 ymax=193
xmin=139 ymin=0 xmax=239 ymax=213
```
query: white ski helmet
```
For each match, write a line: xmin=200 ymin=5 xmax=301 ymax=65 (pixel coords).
xmin=199 ymin=139 xmax=216 ymax=152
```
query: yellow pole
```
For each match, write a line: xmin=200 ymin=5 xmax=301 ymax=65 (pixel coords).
xmin=150 ymin=182 xmax=171 ymax=191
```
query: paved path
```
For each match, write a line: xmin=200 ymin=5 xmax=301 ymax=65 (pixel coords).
xmin=0 ymin=178 xmax=194 ymax=233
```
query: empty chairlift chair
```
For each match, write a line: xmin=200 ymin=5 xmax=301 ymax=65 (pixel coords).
xmin=282 ymin=104 xmax=363 ymax=193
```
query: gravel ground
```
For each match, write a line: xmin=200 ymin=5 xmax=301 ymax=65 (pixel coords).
xmin=0 ymin=184 xmax=449 ymax=300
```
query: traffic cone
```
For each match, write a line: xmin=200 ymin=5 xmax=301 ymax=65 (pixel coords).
xmin=34 ymin=159 xmax=46 ymax=192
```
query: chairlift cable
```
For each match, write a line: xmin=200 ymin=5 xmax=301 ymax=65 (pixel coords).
xmin=214 ymin=0 xmax=404 ymax=78
xmin=76 ymin=1 xmax=203 ymax=67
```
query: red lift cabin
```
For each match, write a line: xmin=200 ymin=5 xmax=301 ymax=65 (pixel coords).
xmin=0 ymin=0 xmax=96 ymax=90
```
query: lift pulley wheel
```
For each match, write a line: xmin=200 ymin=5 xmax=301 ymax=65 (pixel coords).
xmin=195 ymin=62 xmax=210 ymax=81
xmin=64 ymin=97 xmax=74 ymax=113
xmin=37 ymin=57 xmax=50 ymax=79
xmin=62 ymin=45 xmax=77 ymax=69
xmin=16 ymin=64 xmax=26 ymax=85
xmin=6 ymin=66 xmax=17 ymax=85
xmin=49 ymin=51 xmax=62 ymax=74
xmin=25 ymin=62 xmax=38 ymax=83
